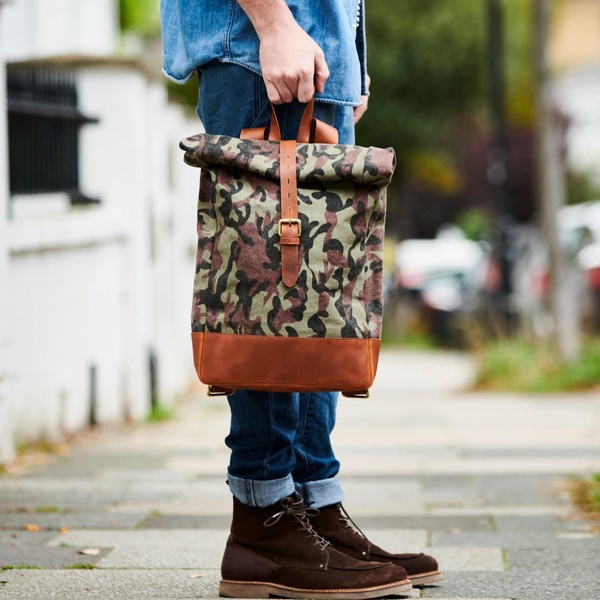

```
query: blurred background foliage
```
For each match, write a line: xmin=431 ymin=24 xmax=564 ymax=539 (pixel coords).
xmin=120 ymin=0 xmax=160 ymax=39
xmin=358 ymin=0 xmax=541 ymax=236
xmin=357 ymin=0 xmax=487 ymax=156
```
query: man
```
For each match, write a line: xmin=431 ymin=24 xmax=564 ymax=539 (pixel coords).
xmin=161 ymin=1 xmax=441 ymax=597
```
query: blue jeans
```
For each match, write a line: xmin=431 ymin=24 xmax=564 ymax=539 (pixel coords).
xmin=196 ymin=62 xmax=355 ymax=508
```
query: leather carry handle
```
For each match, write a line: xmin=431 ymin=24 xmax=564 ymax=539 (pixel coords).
xmin=241 ymin=99 xmax=338 ymax=144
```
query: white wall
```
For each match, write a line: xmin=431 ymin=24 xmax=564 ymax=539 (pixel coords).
xmin=149 ymin=97 xmax=203 ymax=404
xmin=553 ymin=64 xmax=600 ymax=182
xmin=0 ymin=0 xmax=118 ymax=60
xmin=2 ymin=62 xmax=200 ymax=456
xmin=0 ymin=46 xmax=15 ymax=462
xmin=0 ymin=0 xmax=205 ymax=463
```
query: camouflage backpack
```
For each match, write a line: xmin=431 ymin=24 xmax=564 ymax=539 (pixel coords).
xmin=180 ymin=101 xmax=396 ymax=397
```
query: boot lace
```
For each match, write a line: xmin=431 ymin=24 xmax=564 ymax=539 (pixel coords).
xmin=338 ymin=503 xmax=372 ymax=556
xmin=263 ymin=496 xmax=331 ymax=552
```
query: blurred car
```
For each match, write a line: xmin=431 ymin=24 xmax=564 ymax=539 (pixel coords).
xmin=512 ymin=200 xmax=600 ymax=336
xmin=391 ymin=228 xmax=490 ymax=344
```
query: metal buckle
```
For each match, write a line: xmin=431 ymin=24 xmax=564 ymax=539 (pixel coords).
xmin=278 ymin=218 xmax=302 ymax=237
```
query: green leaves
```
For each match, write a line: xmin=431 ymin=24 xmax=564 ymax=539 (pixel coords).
xmin=358 ymin=0 xmax=486 ymax=152
xmin=119 ymin=0 xmax=160 ymax=39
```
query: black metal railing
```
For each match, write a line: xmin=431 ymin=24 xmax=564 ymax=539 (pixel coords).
xmin=7 ymin=64 xmax=99 ymax=205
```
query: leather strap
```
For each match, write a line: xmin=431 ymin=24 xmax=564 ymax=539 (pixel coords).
xmin=241 ymin=99 xmax=338 ymax=144
xmin=239 ymin=126 xmax=269 ymax=140
xmin=268 ymin=103 xmax=283 ymax=141
xmin=279 ymin=139 xmax=300 ymax=287
xmin=239 ymin=99 xmax=338 ymax=288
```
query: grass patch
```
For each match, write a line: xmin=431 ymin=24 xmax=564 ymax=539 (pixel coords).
xmin=474 ymin=337 xmax=600 ymax=392
xmin=2 ymin=565 xmax=42 ymax=570
xmin=34 ymin=506 xmax=61 ymax=514
xmin=566 ymin=473 xmax=600 ymax=518
xmin=501 ymin=548 xmax=511 ymax=571
xmin=381 ymin=318 xmax=436 ymax=348
xmin=146 ymin=404 xmax=176 ymax=422
xmin=15 ymin=440 xmax=65 ymax=455
xmin=63 ymin=563 xmax=96 ymax=570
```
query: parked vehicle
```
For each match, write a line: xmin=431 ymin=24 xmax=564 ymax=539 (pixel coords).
xmin=391 ymin=228 xmax=490 ymax=345
xmin=512 ymin=201 xmax=600 ymax=336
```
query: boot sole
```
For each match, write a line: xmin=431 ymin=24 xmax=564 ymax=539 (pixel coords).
xmin=409 ymin=570 xmax=443 ymax=586
xmin=219 ymin=578 xmax=413 ymax=599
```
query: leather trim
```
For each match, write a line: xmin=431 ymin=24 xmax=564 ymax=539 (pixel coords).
xmin=192 ymin=332 xmax=380 ymax=393
xmin=241 ymin=100 xmax=338 ymax=144
xmin=240 ymin=126 xmax=268 ymax=140
xmin=297 ymin=99 xmax=314 ymax=143
xmin=279 ymin=139 xmax=300 ymax=287
xmin=268 ymin=103 xmax=282 ymax=141
xmin=311 ymin=118 xmax=338 ymax=144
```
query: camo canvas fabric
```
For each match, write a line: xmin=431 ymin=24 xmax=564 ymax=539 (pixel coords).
xmin=180 ymin=134 xmax=396 ymax=341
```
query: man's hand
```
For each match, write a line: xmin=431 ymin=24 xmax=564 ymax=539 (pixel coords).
xmin=353 ymin=74 xmax=370 ymax=124
xmin=236 ymin=0 xmax=329 ymax=104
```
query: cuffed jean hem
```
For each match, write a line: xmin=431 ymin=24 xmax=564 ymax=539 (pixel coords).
xmin=227 ymin=473 xmax=296 ymax=508
xmin=295 ymin=476 xmax=344 ymax=509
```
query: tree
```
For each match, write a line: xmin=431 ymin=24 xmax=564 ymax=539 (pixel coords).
xmin=357 ymin=1 xmax=487 ymax=156
xmin=119 ymin=0 xmax=160 ymax=39
xmin=533 ymin=0 xmax=581 ymax=361
xmin=357 ymin=0 xmax=537 ymax=233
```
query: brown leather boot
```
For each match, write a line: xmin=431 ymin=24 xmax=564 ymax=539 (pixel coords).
xmin=220 ymin=494 xmax=412 ymax=599
xmin=310 ymin=503 xmax=442 ymax=586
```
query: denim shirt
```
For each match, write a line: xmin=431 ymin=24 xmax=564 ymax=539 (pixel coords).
xmin=160 ymin=0 xmax=367 ymax=106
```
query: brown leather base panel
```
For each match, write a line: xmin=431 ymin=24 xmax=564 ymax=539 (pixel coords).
xmin=192 ymin=332 xmax=380 ymax=394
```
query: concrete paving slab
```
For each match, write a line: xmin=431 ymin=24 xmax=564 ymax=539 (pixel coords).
xmin=48 ymin=530 xmax=229 ymax=569
xmin=318 ymin=514 xmax=495 ymax=532
xmin=2 ymin=349 xmax=599 ymax=599
xmin=0 ymin=568 xmax=221 ymax=599
xmin=137 ymin=515 xmax=232 ymax=529
xmin=493 ymin=515 xmax=575 ymax=532
xmin=47 ymin=528 xmax=429 ymax=570
xmin=51 ymin=450 xmax=170 ymax=468
xmin=0 ymin=545 xmax=110 ymax=568
xmin=104 ymin=479 xmax=232 ymax=516
xmin=432 ymin=531 xmax=600 ymax=548
xmin=0 ymin=511 xmax=147 ymax=530
xmin=94 ymin=469 xmax=192 ymax=483
xmin=425 ymin=473 xmax=565 ymax=508
xmin=353 ymin=528 xmax=428 ymax=552
xmin=334 ymin=453 xmax=600 ymax=476
xmin=428 ymin=505 xmax=567 ymax=517
xmin=420 ymin=569 xmax=598 ymax=600
xmin=338 ymin=480 xmax=425 ymax=516
xmin=164 ymin=454 xmax=230 ymax=477
xmin=468 ymin=473 xmax=562 ymax=505
xmin=430 ymin=546 xmax=505 ymax=572
xmin=0 ymin=531 xmax=57 ymax=545
xmin=506 ymin=544 xmax=600 ymax=573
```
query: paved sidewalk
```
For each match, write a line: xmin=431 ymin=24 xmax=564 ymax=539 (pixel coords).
xmin=1 ymin=349 xmax=599 ymax=599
